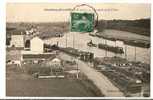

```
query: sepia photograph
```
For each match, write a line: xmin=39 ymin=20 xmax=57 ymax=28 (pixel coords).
xmin=6 ymin=3 xmax=151 ymax=97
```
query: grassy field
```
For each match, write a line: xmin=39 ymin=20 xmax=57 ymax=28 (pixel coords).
xmin=6 ymin=65 xmax=99 ymax=97
xmin=6 ymin=49 xmax=21 ymax=61
xmin=6 ymin=50 xmax=102 ymax=97
xmin=6 ymin=79 xmax=96 ymax=97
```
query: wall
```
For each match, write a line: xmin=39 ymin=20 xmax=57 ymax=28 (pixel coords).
xmin=30 ymin=37 xmax=44 ymax=53
xmin=11 ymin=35 xmax=24 ymax=47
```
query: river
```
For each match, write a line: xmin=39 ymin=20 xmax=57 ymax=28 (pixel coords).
xmin=44 ymin=30 xmax=150 ymax=64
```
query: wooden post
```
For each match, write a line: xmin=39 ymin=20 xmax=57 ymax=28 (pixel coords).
xmin=125 ymin=44 xmax=127 ymax=60
xmin=115 ymin=40 xmax=117 ymax=57
xmin=65 ymin=33 xmax=67 ymax=48
xmin=135 ymin=46 xmax=136 ymax=62
xmin=76 ymin=62 xmax=79 ymax=79
xmin=105 ymin=39 xmax=107 ymax=57
xmin=73 ymin=32 xmax=75 ymax=48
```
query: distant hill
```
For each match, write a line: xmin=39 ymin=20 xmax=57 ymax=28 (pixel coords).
xmin=6 ymin=18 xmax=150 ymax=37
xmin=96 ymin=18 xmax=150 ymax=36
xmin=6 ymin=22 xmax=69 ymax=39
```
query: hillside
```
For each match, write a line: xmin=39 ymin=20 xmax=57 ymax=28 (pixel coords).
xmin=6 ymin=18 xmax=150 ymax=38
xmin=96 ymin=18 xmax=150 ymax=36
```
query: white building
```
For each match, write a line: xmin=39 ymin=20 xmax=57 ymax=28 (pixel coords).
xmin=30 ymin=37 xmax=44 ymax=53
xmin=10 ymin=32 xmax=25 ymax=48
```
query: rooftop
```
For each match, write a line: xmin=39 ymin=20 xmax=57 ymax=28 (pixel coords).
xmin=22 ymin=51 xmax=56 ymax=59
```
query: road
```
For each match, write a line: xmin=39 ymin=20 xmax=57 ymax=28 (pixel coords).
xmin=59 ymin=52 xmax=124 ymax=97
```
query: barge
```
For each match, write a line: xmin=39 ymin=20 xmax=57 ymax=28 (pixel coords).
xmin=124 ymin=40 xmax=150 ymax=48
xmin=98 ymin=43 xmax=124 ymax=54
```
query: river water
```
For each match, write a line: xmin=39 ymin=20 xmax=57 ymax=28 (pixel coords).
xmin=44 ymin=30 xmax=150 ymax=64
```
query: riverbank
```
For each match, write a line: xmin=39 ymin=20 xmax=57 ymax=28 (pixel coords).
xmin=44 ymin=31 xmax=150 ymax=64
xmin=94 ymin=30 xmax=150 ymax=48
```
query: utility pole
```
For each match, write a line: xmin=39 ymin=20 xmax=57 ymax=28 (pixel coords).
xmin=76 ymin=60 xmax=79 ymax=79
xmin=115 ymin=40 xmax=117 ymax=57
xmin=65 ymin=33 xmax=67 ymax=48
xmin=125 ymin=44 xmax=127 ymax=60
xmin=73 ymin=32 xmax=75 ymax=48
xmin=134 ymin=46 xmax=137 ymax=62
xmin=105 ymin=39 xmax=107 ymax=57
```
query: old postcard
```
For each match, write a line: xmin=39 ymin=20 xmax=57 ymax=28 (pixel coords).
xmin=6 ymin=3 xmax=151 ymax=97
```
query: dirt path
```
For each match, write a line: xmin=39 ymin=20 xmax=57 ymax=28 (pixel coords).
xmin=59 ymin=52 xmax=124 ymax=97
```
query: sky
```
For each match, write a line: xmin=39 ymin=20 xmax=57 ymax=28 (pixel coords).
xmin=6 ymin=3 xmax=151 ymax=22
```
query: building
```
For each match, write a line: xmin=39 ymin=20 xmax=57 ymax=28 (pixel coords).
xmin=21 ymin=51 xmax=56 ymax=63
xmin=10 ymin=30 xmax=25 ymax=48
xmin=47 ymin=57 xmax=62 ymax=67
xmin=21 ymin=36 xmax=56 ymax=63
xmin=30 ymin=37 xmax=44 ymax=53
xmin=46 ymin=57 xmax=64 ymax=76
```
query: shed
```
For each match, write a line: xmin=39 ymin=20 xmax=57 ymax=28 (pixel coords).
xmin=47 ymin=57 xmax=62 ymax=67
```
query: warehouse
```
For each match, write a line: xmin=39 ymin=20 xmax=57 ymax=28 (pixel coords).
xmin=10 ymin=30 xmax=25 ymax=48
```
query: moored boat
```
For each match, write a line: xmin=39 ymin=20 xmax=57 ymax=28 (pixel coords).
xmin=98 ymin=43 xmax=124 ymax=54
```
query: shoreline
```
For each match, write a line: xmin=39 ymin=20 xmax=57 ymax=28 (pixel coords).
xmin=89 ymin=30 xmax=150 ymax=48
